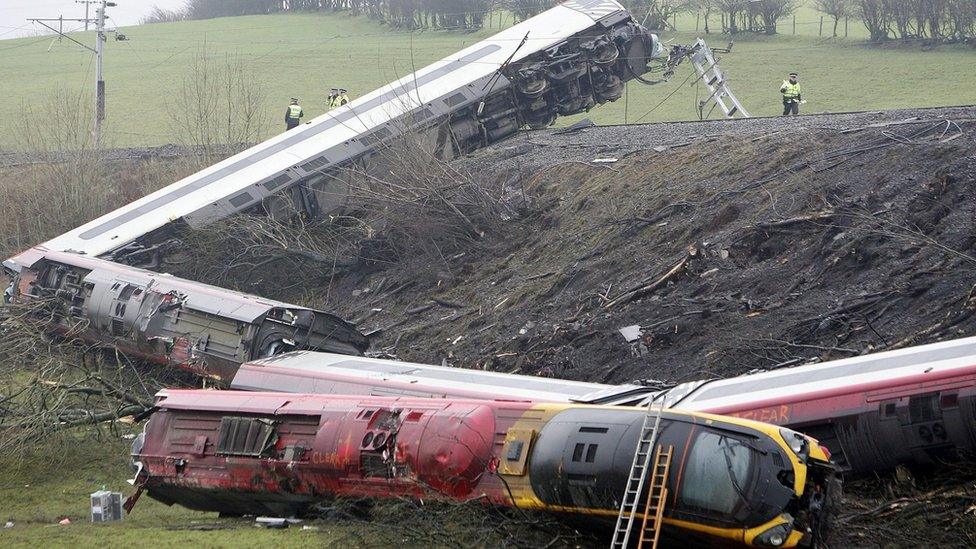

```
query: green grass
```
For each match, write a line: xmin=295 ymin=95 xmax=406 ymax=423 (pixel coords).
xmin=0 ymin=9 xmax=973 ymax=149
xmin=0 ymin=432 xmax=352 ymax=547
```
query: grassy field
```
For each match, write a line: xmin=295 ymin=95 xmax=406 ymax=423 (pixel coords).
xmin=0 ymin=433 xmax=349 ymax=547
xmin=0 ymin=8 xmax=974 ymax=149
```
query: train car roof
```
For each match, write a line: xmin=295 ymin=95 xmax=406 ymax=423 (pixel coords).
xmin=232 ymin=350 xmax=618 ymax=402
xmin=156 ymin=388 xmax=513 ymax=415
xmin=231 ymin=336 xmax=976 ymax=414
xmin=675 ymin=335 xmax=976 ymax=413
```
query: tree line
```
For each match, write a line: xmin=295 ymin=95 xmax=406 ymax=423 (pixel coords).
xmin=142 ymin=0 xmax=975 ymax=42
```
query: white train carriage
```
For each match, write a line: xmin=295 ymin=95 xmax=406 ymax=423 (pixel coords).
xmin=231 ymin=337 xmax=976 ymax=472
xmin=7 ymin=247 xmax=368 ymax=380
xmin=8 ymin=0 xmax=662 ymax=269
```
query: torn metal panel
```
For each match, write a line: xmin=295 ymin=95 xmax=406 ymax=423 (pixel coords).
xmin=7 ymin=247 xmax=368 ymax=381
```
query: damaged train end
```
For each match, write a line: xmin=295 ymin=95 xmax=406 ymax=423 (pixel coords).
xmin=127 ymin=391 xmax=839 ymax=547
xmin=3 ymin=247 xmax=368 ymax=381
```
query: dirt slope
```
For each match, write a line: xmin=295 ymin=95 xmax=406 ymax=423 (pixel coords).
xmin=317 ymin=108 xmax=976 ymax=395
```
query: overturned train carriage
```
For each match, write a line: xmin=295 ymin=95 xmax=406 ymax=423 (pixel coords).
xmin=230 ymin=339 xmax=976 ymax=474
xmin=4 ymin=247 xmax=368 ymax=380
xmin=22 ymin=0 xmax=664 ymax=267
xmin=130 ymin=391 xmax=838 ymax=547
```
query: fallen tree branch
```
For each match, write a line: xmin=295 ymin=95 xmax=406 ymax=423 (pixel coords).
xmin=605 ymin=252 xmax=691 ymax=310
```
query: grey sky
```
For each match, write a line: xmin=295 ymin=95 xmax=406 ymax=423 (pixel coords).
xmin=0 ymin=0 xmax=186 ymax=40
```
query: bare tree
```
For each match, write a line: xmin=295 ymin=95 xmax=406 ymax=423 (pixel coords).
xmin=857 ymin=0 xmax=891 ymax=40
xmin=140 ymin=5 xmax=188 ymax=24
xmin=715 ymin=0 xmax=748 ymax=33
xmin=815 ymin=0 xmax=852 ymax=36
xmin=0 ymin=298 xmax=190 ymax=457
xmin=176 ymin=131 xmax=512 ymax=293
xmin=694 ymin=0 xmax=717 ymax=33
xmin=755 ymin=0 xmax=800 ymax=34
xmin=166 ymin=47 xmax=270 ymax=158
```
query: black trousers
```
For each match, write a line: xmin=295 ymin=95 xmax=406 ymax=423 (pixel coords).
xmin=783 ymin=99 xmax=799 ymax=115
xmin=286 ymin=119 xmax=299 ymax=130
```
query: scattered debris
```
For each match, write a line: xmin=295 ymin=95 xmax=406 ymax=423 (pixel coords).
xmin=553 ymin=118 xmax=595 ymax=135
xmin=618 ymin=325 xmax=643 ymax=342
xmin=255 ymin=516 xmax=302 ymax=529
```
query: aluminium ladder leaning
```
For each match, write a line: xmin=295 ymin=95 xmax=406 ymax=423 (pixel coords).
xmin=688 ymin=38 xmax=751 ymax=120
xmin=637 ymin=445 xmax=673 ymax=549
xmin=610 ymin=391 xmax=669 ymax=548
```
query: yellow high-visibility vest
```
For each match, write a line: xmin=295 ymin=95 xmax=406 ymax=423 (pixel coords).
xmin=287 ymin=104 xmax=303 ymax=119
xmin=780 ymin=81 xmax=801 ymax=100
xmin=329 ymin=95 xmax=349 ymax=110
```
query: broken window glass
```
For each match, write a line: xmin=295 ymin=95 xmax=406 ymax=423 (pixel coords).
xmin=679 ymin=431 xmax=753 ymax=519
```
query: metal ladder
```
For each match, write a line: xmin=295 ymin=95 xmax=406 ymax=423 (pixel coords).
xmin=688 ymin=38 xmax=750 ymax=119
xmin=610 ymin=392 xmax=668 ymax=549
xmin=637 ymin=445 xmax=673 ymax=549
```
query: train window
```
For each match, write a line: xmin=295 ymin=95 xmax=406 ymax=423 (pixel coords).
xmin=679 ymin=432 xmax=753 ymax=520
xmin=118 ymin=284 xmax=137 ymax=301
xmin=445 ymin=92 xmax=467 ymax=107
xmin=941 ymin=393 xmax=959 ymax=408
xmin=405 ymin=411 xmax=424 ymax=422
xmin=909 ymin=394 xmax=942 ymax=422
xmin=579 ymin=426 xmax=609 ymax=433
xmin=572 ymin=443 xmax=585 ymax=462
xmin=882 ymin=402 xmax=897 ymax=418
xmin=499 ymin=428 xmax=535 ymax=476
xmin=216 ymin=417 xmax=278 ymax=458
xmin=507 ymin=440 xmax=525 ymax=461
xmin=585 ymin=444 xmax=598 ymax=463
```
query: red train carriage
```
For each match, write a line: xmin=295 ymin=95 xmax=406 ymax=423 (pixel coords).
xmin=130 ymin=390 xmax=838 ymax=548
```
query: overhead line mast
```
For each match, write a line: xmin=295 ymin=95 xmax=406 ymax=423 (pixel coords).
xmin=27 ymin=0 xmax=117 ymax=146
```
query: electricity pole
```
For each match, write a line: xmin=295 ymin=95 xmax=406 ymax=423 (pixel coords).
xmin=94 ymin=1 xmax=106 ymax=145
xmin=27 ymin=1 xmax=116 ymax=147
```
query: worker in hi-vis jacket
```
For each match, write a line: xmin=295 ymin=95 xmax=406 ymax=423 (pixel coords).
xmin=285 ymin=98 xmax=304 ymax=130
xmin=780 ymin=72 xmax=802 ymax=116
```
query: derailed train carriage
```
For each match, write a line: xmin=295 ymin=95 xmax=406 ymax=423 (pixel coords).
xmin=4 ymin=247 xmax=368 ymax=380
xmin=9 ymin=0 xmax=667 ymax=268
xmin=230 ymin=341 xmax=976 ymax=474
xmin=129 ymin=390 xmax=838 ymax=547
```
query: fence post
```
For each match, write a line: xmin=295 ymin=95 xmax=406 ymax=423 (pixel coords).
xmin=844 ymin=17 xmax=848 ymax=38
xmin=819 ymin=16 xmax=823 ymax=37
xmin=696 ymin=12 xmax=700 ymax=31
xmin=673 ymin=13 xmax=677 ymax=30
xmin=793 ymin=15 xmax=796 ymax=35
